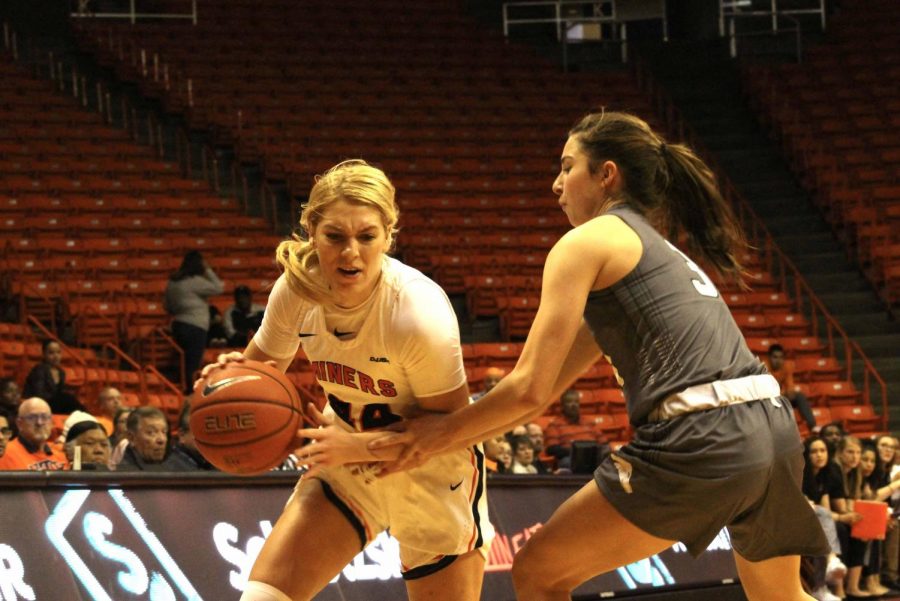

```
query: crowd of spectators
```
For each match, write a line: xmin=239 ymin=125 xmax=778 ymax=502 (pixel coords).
xmin=1 ymin=341 xmax=896 ymax=601
xmin=475 ymin=367 xmax=612 ymax=476
xmin=801 ymin=423 xmax=900 ymax=601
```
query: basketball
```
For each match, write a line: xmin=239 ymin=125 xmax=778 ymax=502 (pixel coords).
xmin=190 ymin=360 xmax=304 ymax=475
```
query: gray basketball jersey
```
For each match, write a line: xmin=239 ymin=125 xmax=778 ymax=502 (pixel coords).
xmin=583 ymin=206 xmax=765 ymax=425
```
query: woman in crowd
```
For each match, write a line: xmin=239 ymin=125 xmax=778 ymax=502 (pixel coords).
xmin=876 ymin=435 xmax=900 ymax=588
xmin=801 ymin=436 xmax=848 ymax=600
xmin=22 ymin=340 xmax=82 ymax=413
xmin=834 ymin=436 xmax=873 ymax=598
xmin=860 ymin=442 xmax=897 ymax=596
xmin=164 ymin=250 xmax=224 ymax=392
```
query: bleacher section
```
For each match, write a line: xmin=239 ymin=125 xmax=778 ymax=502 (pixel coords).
xmin=0 ymin=0 xmax=884 ymax=437
xmin=0 ymin=56 xmax=283 ymax=418
xmin=742 ymin=0 xmax=900 ymax=307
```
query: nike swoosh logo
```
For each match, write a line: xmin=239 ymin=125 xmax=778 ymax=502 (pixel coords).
xmin=450 ymin=480 xmax=463 ymax=491
xmin=333 ymin=328 xmax=354 ymax=337
xmin=202 ymin=375 xmax=262 ymax=397
xmin=298 ymin=333 xmax=316 ymax=338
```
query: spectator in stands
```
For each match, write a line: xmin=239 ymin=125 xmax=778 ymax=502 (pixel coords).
xmin=164 ymin=250 xmax=224 ymax=393
xmin=801 ymin=436 xmax=848 ymax=600
xmin=368 ymin=110 xmax=828 ymax=600
xmin=0 ymin=412 xmax=10 ymax=460
xmin=764 ymin=344 xmax=816 ymax=433
xmin=224 ymin=285 xmax=266 ymax=347
xmin=0 ymin=377 xmax=21 ymax=413
xmin=207 ymin=305 xmax=229 ymax=348
xmin=471 ymin=367 xmax=505 ymax=401
xmin=109 ymin=406 xmax=133 ymax=468
xmin=821 ymin=422 xmax=845 ymax=456
xmin=56 ymin=409 xmax=100 ymax=447
xmin=544 ymin=389 xmax=607 ymax=469
xmin=877 ymin=436 xmax=900 ymax=588
xmin=22 ymin=340 xmax=83 ymax=414
xmin=859 ymin=443 xmax=894 ymax=596
xmin=94 ymin=387 xmax=122 ymax=437
xmin=525 ymin=422 xmax=550 ymax=473
xmin=834 ymin=435 xmax=872 ymax=598
xmin=483 ymin=434 xmax=507 ymax=473
xmin=0 ymin=398 xmax=67 ymax=470
xmin=508 ymin=424 xmax=528 ymax=439
xmin=64 ymin=421 xmax=111 ymax=471
xmin=509 ymin=435 xmax=538 ymax=475
xmin=497 ymin=440 xmax=513 ymax=473
xmin=110 ymin=406 xmax=131 ymax=447
xmin=169 ymin=400 xmax=215 ymax=470
xmin=116 ymin=406 xmax=195 ymax=471
xmin=0 ymin=379 xmax=21 ymax=439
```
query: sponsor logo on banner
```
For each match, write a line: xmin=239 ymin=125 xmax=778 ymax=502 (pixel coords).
xmin=45 ymin=490 xmax=202 ymax=600
xmin=0 ymin=543 xmax=36 ymax=601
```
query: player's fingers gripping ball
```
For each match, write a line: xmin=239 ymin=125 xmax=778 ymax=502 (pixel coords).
xmin=190 ymin=360 xmax=304 ymax=474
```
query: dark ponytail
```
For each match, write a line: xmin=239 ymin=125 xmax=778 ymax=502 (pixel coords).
xmin=570 ymin=110 xmax=746 ymax=282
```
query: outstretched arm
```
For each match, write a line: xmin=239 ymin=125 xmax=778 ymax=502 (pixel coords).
xmin=370 ymin=224 xmax=625 ymax=469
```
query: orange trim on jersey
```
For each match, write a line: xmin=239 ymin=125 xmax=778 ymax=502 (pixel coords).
xmin=319 ymin=478 xmax=375 ymax=544
xmin=466 ymin=447 xmax=481 ymax=551
xmin=341 ymin=492 xmax=375 ymax=544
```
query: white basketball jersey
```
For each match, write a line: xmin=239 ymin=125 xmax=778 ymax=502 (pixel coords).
xmin=254 ymin=257 xmax=467 ymax=432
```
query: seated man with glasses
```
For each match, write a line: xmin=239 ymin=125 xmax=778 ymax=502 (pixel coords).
xmin=0 ymin=398 xmax=67 ymax=470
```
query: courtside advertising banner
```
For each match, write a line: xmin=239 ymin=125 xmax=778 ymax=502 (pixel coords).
xmin=0 ymin=476 xmax=738 ymax=600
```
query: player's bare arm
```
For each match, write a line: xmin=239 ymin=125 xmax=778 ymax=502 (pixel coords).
xmin=369 ymin=225 xmax=615 ymax=468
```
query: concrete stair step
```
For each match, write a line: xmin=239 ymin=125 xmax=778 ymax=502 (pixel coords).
xmin=836 ymin=313 xmax=900 ymax=337
xmin=734 ymin=179 xmax=801 ymax=198
xmin=776 ymin=232 xmax=840 ymax=255
xmin=817 ymin=291 xmax=888 ymax=315
xmin=803 ymin=272 xmax=873 ymax=293
xmin=788 ymin=252 xmax=856 ymax=274
xmin=717 ymin=152 xmax=787 ymax=170
xmin=851 ymin=334 xmax=900 ymax=358
xmin=762 ymin=215 xmax=831 ymax=237
xmin=868 ymin=357 xmax=900 ymax=381
xmin=744 ymin=196 xmax=814 ymax=216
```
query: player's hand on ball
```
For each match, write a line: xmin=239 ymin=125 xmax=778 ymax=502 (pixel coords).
xmin=297 ymin=404 xmax=378 ymax=479
xmin=195 ymin=352 xmax=277 ymax=390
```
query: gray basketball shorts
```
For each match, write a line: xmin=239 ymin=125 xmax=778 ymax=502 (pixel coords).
xmin=594 ymin=396 xmax=830 ymax=561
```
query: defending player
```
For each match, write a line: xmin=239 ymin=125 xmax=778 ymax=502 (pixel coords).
xmin=365 ymin=111 xmax=831 ymax=600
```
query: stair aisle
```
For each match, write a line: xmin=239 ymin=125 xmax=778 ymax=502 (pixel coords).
xmin=640 ymin=39 xmax=900 ymax=425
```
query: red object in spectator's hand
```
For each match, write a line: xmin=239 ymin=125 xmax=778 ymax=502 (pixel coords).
xmin=851 ymin=500 xmax=889 ymax=540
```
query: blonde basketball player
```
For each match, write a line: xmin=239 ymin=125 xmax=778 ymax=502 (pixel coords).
xmin=203 ymin=160 xmax=491 ymax=601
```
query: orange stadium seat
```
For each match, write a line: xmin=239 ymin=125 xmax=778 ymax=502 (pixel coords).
xmin=830 ymin=405 xmax=883 ymax=435
xmin=793 ymin=356 xmax=844 ymax=382
xmin=469 ymin=342 xmax=522 ymax=369
xmin=808 ymin=381 xmax=862 ymax=407
xmin=811 ymin=406 xmax=833 ymax=428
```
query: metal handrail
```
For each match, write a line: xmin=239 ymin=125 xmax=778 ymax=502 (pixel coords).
xmin=725 ymin=11 xmax=803 ymax=61
xmin=143 ymin=363 xmax=185 ymax=401
xmin=503 ymin=0 xmax=616 ymax=39
xmin=719 ymin=0 xmax=826 ymax=36
xmin=503 ymin=0 xmax=668 ymax=65
xmin=134 ymin=326 xmax=184 ymax=391
xmin=69 ymin=0 xmax=197 ymax=25
xmin=634 ymin=57 xmax=889 ymax=429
